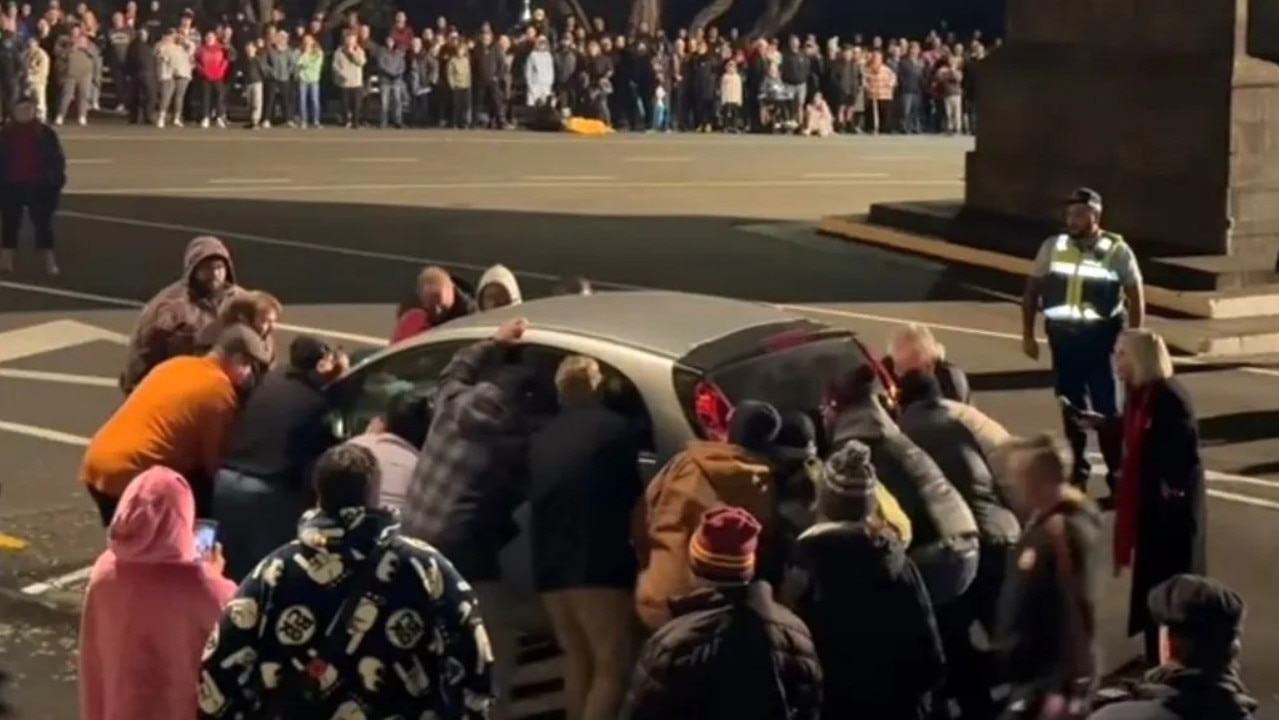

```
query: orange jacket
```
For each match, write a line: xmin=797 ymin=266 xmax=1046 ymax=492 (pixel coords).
xmin=80 ymin=356 xmax=239 ymax=498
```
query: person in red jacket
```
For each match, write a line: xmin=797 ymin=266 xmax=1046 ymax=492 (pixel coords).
xmin=195 ymin=31 xmax=231 ymax=128
xmin=390 ymin=265 xmax=477 ymax=343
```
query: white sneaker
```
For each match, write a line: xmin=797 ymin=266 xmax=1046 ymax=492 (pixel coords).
xmin=156 ymin=116 xmax=166 ymax=128
xmin=173 ymin=117 xmax=184 ymax=128
xmin=53 ymin=115 xmax=64 ymax=126
xmin=216 ymin=117 xmax=227 ymax=128
xmin=77 ymin=116 xmax=87 ymax=126
xmin=261 ymin=120 xmax=271 ymax=128
xmin=43 ymin=251 xmax=60 ymax=277
xmin=0 ymin=249 xmax=14 ymax=273
xmin=200 ymin=117 xmax=210 ymax=128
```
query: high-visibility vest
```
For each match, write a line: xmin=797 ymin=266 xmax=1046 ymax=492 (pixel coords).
xmin=1041 ymin=232 xmax=1128 ymax=323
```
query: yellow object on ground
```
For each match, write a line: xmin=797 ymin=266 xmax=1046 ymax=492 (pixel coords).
xmin=563 ymin=117 xmax=613 ymax=135
xmin=0 ymin=533 xmax=30 ymax=551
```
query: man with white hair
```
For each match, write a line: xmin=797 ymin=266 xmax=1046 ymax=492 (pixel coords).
xmin=887 ymin=322 xmax=971 ymax=404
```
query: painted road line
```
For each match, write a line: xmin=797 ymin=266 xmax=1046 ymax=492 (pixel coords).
xmin=520 ymin=175 xmax=617 ymax=182
xmin=0 ymin=279 xmax=389 ymax=346
xmin=0 ymin=319 xmax=127 ymax=363
xmin=0 ymin=534 xmax=30 ymax=551
xmin=67 ymin=158 xmax=113 ymax=165
xmin=1084 ymin=452 xmax=1279 ymax=490
xmin=341 ymin=157 xmax=419 ymax=163
xmin=801 ymin=172 xmax=889 ymax=179
xmin=0 ymin=419 xmax=91 ymax=447
xmin=20 ymin=565 xmax=93 ymax=595
xmin=0 ymin=368 xmax=119 ymax=388
xmin=206 ymin=177 xmax=293 ymax=185
xmin=623 ymin=156 xmax=693 ymax=163
xmin=67 ymin=177 xmax=963 ymax=196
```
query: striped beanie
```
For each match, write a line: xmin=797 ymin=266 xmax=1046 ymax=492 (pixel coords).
xmin=819 ymin=440 xmax=879 ymax=521
xmin=688 ymin=506 xmax=762 ymax=584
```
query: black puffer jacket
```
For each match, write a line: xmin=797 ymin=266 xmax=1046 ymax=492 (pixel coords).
xmin=620 ymin=581 xmax=822 ymax=720
xmin=828 ymin=396 xmax=978 ymax=549
xmin=897 ymin=372 xmax=1020 ymax=545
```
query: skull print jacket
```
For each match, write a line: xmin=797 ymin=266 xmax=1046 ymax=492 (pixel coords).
xmin=197 ymin=507 xmax=495 ymax=720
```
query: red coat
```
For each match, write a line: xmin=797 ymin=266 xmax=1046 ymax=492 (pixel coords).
xmin=196 ymin=44 xmax=230 ymax=82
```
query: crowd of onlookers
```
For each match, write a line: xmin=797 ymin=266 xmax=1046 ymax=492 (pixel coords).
xmin=41 ymin=231 xmax=1257 ymax=720
xmin=0 ymin=0 xmax=991 ymax=134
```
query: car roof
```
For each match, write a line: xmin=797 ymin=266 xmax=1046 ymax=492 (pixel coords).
xmin=403 ymin=290 xmax=822 ymax=360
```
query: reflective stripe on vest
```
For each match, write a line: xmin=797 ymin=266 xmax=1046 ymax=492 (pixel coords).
xmin=1041 ymin=232 xmax=1126 ymax=323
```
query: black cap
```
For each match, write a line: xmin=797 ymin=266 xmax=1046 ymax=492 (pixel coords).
xmin=1147 ymin=574 xmax=1245 ymax=643
xmin=1066 ymin=187 xmax=1103 ymax=210
xmin=288 ymin=335 xmax=331 ymax=372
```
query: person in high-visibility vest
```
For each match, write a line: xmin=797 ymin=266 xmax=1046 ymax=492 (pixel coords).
xmin=1022 ymin=188 xmax=1146 ymax=497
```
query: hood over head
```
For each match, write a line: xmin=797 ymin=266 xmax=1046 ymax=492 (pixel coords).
xmin=476 ymin=264 xmax=523 ymax=308
xmin=829 ymin=391 xmax=899 ymax=446
xmin=107 ymin=466 xmax=198 ymax=563
xmin=183 ymin=235 xmax=236 ymax=287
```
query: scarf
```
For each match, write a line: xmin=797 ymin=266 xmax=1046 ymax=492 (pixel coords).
xmin=1114 ymin=384 xmax=1154 ymax=572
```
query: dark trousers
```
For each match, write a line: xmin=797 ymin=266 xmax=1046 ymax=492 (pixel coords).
xmin=450 ymin=87 xmax=471 ymax=127
xmin=340 ymin=86 xmax=364 ymax=124
xmin=129 ymin=76 xmax=156 ymax=124
xmin=264 ymin=78 xmax=292 ymax=123
xmin=89 ymin=474 xmax=214 ymax=528
xmin=1046 ymin=318 xmax=1124 ymax=491
xmin=933 ymin=542 xmax=1013 ymax=720
xmin=201 ymin=79 xmax=227 ymax=119
xmin=213 ymin=469 xmax=306 ymax=582
xmin=88 ymin=486 xmax=120 ymax=527
xmin=0 ymin=185 xmax=58 ymax=251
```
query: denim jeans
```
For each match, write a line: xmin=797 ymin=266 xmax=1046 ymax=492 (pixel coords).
xmin=298 ymin=81 xmax=321 ymax=125
xmin=910 ymin=536 xmax=981 ymax=607
xmin=899 ymin=92 xmax=922 ymax=133
xmin=213 ymin=469 xmax=307 ymax=582
xmin=651 ymin=101 xmax=669 ymax=131
xmin=380 ymin=78 xmax=406 ymax=127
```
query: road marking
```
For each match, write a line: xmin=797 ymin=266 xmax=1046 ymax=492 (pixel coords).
xmin=21 ymin=565 xmax=93 ymax=596
xmin=0 ymin=279 xmax=390 ymax=346
xmin=861 ymin=155 xmax=936 ymax=161
xmin=207 ymin=177 xmax=293 ymax=185
xmin=0 ymin=319 xmax=127 ymax=363
xmin=65 ymin=177 xmax=963 ymax=196
xmin=0 ymin=368 xmax=120 ymax=387
xmin=0 ymin=534 xmax=30 ymax=551
xmin=1205 ymin=489 xmax=1279 ymax=510
xmin=0 ymin=419 xmax=91 ymax=447
xmin=623 ymin=156 xmax=693 ymax=163
xmin=1084 ymin=452 xmax=1279 ymax=490
xmin=67 ymin=158 xmax=113 ymax=165
xmin=341 ymin=157 xmax=419 ymax=163
xmin=801 ymin=172 xmax=889 ymax=179
xmin=520 ymin=175 xmax=617 ymax=182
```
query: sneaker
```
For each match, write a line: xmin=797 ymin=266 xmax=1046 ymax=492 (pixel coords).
xmin=156 ymin=117 xmax=166 ymax=128
xmin=262 ymin=120 xmax=271 ymax=128
xmin=216 ymin=117 xmax=227 ymax=128
xmin=77 ymin=116 xmax=87 ymax=126
xmin=53 ymin=115 xmax=64 ymax=126
xmin=42 ymin=251 xmax=60 ymax=277
xmin=200 ymin=117 xmax=210 ymax=128
xmin=0 ymin=249 xmax=14 ymax=273
xmin=173 ymin=117 xmax=184 ymax=128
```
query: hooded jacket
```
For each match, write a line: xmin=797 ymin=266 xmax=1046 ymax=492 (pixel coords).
xmin=198 ymin=507 xmax=494 ymax=720
xmin=121 ymin=236 xmax=237 ymax=394
xmin=79 ymin=467 xmax=236 ymax=720
xmin=631 ymin=440 xmax=776 ymax=630
xmin=828 ymin=396 xmax=978 ymax=550
xmin=476 ymin=263 xmax=523 ymax=309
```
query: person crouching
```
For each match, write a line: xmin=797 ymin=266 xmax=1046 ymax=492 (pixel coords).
xmin=619 ymin=506 xmax=822 ymax=720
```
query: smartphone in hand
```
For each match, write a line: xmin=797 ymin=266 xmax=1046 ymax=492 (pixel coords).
xmin=194 ymin=520 xmax=219 ymax=560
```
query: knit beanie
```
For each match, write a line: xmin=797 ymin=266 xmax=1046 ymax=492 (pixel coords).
xmin=726 ymin=400 xmax=783 ymax=453
xmin=688 ymin=506 xmax=762 ymax=584
xmin=819 ymin=440 xmax=879 ymax=522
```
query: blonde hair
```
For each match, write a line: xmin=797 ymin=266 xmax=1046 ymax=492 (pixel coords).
xmin=888 ymin=322 xmax=946 ymax=362
xmin=998 ymin=432 xmax=1071 ymax=485
xmin=1119 ymin=328 xmax=1174 ymax=387
xmin=417 ymin=266 xmax=452 ymax=292
xmin=554 ymin=355 xmax=603 ymax=403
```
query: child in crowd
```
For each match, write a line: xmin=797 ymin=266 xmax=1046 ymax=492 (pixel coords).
xmin=719 ymin=59 xmax=743 ymax=132
xmin=651 ymin=70 xmax=670 ymax=131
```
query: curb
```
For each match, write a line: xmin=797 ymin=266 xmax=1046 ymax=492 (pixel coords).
xmin=817 ymin=216 xmax=1211 ymax=319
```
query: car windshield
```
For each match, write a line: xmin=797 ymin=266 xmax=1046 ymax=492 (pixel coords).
xmin=707 ymin=335 xmax=871 ymax=412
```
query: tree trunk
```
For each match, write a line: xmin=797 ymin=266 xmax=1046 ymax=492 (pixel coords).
xmin=255 ymin=0 xmax=273 ymax=29
xmin=319 ymin=0 xmax=362 ymax=28
xmin=551 ymin=0 xmax=591 ymax=31
xmin=646 ymin=0 xmax=662 ymax=32
xmin=627 ymin=0 xmax=645 ymax=34
xmin=690 ymin=0 xmax=731 ymax=32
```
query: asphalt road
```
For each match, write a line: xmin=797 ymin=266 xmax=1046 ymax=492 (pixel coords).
xmin=1 ymin=126 xmax=1276 ymax=719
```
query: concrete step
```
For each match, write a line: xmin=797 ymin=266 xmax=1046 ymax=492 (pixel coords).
xmin=817 ymin=215 xmax=1279 ymax=357
xmin=1147 ymin=254 xmax=1279 ymax=291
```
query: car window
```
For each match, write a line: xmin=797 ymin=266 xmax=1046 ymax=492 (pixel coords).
xmin=708 ymin=336 xmax=872 ymax=412
xmin=517 ymin=344 xmax=657 ymax=453
xmin=334 ymin=340 xmax=469 ymax=438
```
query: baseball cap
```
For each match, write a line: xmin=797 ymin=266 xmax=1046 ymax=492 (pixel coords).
xmin=1147 ymin=574 xmax=1245 ymax=643
xmin=215 ymin=324 xmax=272 ymax=366
xmin=1066 ymin=187 xmax=1103 ymax=211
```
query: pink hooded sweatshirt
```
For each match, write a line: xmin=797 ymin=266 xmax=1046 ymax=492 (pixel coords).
xmin=79 ymin=466 xmax=237 ymax=720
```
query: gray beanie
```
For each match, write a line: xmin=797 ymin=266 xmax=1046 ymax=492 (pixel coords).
xmin=819 ymin=440 xmax=879 ymax=521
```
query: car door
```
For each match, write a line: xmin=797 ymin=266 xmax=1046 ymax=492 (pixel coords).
xmin=327 ymin=340 xmax=470 ymax=440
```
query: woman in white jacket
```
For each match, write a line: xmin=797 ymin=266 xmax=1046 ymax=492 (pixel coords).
xmin=23 ymin=38 xmax=50 ymax=121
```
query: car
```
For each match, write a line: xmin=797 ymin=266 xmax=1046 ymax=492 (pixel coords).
xmin=326 ymin=290 xmax=893 ymax=633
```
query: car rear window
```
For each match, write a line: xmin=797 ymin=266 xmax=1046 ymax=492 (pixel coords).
xmin=707 ymin=335 xmax=874 ymax=411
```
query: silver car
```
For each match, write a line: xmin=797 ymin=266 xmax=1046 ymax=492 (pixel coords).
xmin=327 ymin=290 xmax=889 ymax=633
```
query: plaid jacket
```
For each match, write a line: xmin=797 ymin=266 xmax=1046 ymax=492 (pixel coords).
xmin=401 ymin=340 xmax=530 ymax=582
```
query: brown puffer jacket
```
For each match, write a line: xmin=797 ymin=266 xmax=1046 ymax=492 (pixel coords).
xmin=119 ymin=236 xmax=237 ymax=394
xmin=631 ymin=441 xmax=776 ymax=631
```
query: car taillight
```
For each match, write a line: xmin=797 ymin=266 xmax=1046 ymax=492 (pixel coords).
xmin=693 ymin=380 xmax=733 ymax=441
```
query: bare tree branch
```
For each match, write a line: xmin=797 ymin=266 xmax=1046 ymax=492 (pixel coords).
xmin=551 ymin=0 xmax=591 ymax=31
xmin=747 ymin=0 xmax=778 ymax=38
xmin=322 ymin=0 xmax=362 ymax=29
xmin=750 ymin=0 xmax=802 ymax=38
xmin=690 ymin=0 xmax=731 ymax=32
xmin=770 ymin=0 xmax=804 ymax=34
xmin=626 ymin=0 xmax=645 ymax=35
xmin=645 ymin=0 xmax=662 ymax=32
xmin=240 ymin=0 xmax=258 ymax=25
xmin=255 ymin=0 xmax=272 ymax=29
